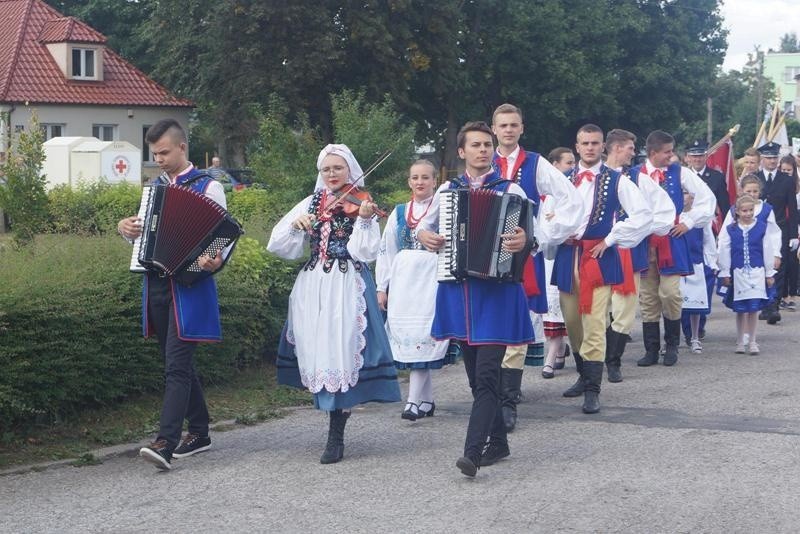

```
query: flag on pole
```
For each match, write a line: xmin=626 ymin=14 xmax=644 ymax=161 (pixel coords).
xmin=705 ymin=138 xmax=737 ymax=230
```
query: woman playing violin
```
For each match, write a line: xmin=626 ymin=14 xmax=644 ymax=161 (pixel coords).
xmin=267 ymin=144 xmax=400 ymax=465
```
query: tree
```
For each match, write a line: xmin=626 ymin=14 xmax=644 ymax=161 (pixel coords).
xmin=43 ymin=0 xmax=156 ymax=73
xmin=777 ymin=32 xmax=800 ymax=53
xmin=0 ymin=114 xmax=48 ymax=246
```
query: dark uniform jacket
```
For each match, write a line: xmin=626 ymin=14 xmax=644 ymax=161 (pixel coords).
xmin=757 ymin=169 xmax=798 ymax=241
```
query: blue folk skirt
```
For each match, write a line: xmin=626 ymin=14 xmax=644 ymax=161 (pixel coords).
xmin=276 ymin=268 xmax=401 ymax=411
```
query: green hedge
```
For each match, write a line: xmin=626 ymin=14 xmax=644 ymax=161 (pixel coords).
xmin=46 ymin=181 xmax=142 ymax=235
xmin=0 ymin=232 xmax=298 ymax=428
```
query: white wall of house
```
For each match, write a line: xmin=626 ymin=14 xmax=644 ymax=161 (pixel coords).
xmin=6 ymin=104 xmax=191 ymax=181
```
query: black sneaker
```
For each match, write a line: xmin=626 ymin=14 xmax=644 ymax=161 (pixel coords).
xmin=480 ymin=442 xmax=510 ymax=466
xmin=172 ymin=433 xmax=211 ymax=459
xmin=139 ymin=439 xmax=173 ymax=470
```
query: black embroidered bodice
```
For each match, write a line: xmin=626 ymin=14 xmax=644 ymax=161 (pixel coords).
xmin=304 ymin=190 xmax=363 ymax=274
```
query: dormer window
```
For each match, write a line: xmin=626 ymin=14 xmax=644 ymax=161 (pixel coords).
xmin=71 ymin=47 xmax=96 ymax=79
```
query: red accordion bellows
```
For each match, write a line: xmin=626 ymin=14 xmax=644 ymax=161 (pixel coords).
xmin=135 ymin=184 xmax=243 ymax=286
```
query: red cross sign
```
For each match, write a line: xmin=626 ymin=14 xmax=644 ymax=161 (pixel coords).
xmin=113 ymin=156 xmax=130 ymax=178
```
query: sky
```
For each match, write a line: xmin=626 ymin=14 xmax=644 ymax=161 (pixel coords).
xmin=722 ymin=0 xmax=800 ymax=71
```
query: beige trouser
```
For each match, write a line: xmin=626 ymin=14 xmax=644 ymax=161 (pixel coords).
xmin=502 ymin=344 xmax=526 ymax=369
xmin=559 ymin=259 xmax=612 ymax=363
xmin=609 ymin=272 xmax=641 ymax=335
xmin=639 ymin=247 xmax=682 ymax=322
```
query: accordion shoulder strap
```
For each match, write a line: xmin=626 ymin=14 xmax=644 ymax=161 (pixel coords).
xmin=147 ymin=171 xmax=215 ymax=189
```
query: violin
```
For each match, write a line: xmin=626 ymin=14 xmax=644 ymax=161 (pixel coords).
xmin=324 ymin=185 xmax=387 ymax=219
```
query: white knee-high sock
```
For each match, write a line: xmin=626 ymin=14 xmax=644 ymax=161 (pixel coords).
xmin=408 ymin=369 xmax=426 ymax=405
xmin=419 ymin=369 xmax=433 ymax=403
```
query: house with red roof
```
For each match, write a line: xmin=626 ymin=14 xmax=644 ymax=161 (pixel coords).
xmin=0 ymin=0 xmax=193 ymax=181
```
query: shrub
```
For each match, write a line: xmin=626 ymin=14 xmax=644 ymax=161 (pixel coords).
xmin=0 ymin=232 xmax=297 ymax=428
xmin=0 ymin=114 xmax=48 ymax=245
xmin=46 ymin=181 xmax=141 ymax=235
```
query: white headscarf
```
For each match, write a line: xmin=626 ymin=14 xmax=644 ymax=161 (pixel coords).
xmin=314 ymin=144 xmax=365 ymax=192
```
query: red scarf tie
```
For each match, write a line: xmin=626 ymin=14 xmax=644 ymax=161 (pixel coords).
xmin=577 ymin=239 xmax=606 ymax=314
xmin=611 ymin=248 xmax=637 ymax=295
xmin=574 ymin=170 xmax=594 ymax=187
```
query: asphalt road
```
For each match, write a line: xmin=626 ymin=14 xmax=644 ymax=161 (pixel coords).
xmin=2 ymin=310 xmax=800 ymax=533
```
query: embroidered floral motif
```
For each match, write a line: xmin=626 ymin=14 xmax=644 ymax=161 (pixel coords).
xmin=304 ymin=190 xmax=356 ymax=273
xmin=589 ymin=167 xmax=612 ymax=226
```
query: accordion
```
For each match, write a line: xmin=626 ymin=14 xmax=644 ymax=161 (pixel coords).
xmin=130 ymin=184 xmax=244 ymax=286
xmin=436 ymin=188 xmax=536 ymax=282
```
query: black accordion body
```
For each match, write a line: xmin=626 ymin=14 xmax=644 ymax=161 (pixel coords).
xmin=436 ymin=188 xmax=536 ymax=282
xmin=130 ymin=184 xmax=244 ymax=286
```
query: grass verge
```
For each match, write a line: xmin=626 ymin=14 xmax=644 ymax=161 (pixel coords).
xmin=0 ymin=364 xmax=311 ymax=470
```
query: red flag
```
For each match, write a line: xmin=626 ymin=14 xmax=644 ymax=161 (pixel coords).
xmin=705 ymin=139 xmax=737 ymax=231
xmin=706 ymin=139 xmax=737 ymax=207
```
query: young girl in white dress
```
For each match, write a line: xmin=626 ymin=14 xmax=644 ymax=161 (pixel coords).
xmin=376 ymin=160 xmax=450 ymax=421
xmin=679 ymin=191 xmax=718 ymax=353
xmin=267 ymin=144 xmax=400 ymax=464
xmin=718 ymin=194 xmax=777 ymax=355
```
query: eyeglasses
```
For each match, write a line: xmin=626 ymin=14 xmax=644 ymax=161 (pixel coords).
xmin=320 ymin=165 xmax=347 ymax=175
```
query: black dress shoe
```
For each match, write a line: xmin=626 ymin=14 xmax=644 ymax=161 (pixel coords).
xmin=456 ymin=456 xmax=479 ymax=477
xmin=418 ymin=401 xmax=435 ymax=417
xmin=480 ymin=442 xmax=510 ymax=466
xmin=401 ymin=402 xmax=419 ymax=421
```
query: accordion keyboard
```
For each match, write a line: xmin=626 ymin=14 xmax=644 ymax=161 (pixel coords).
xmin=129 ymin=186 xmax=152 ymax=273
xmin=436 ymin=190 xmax=458 ymax=282
xmin=185 ymin=237 xmax=230 ymax=272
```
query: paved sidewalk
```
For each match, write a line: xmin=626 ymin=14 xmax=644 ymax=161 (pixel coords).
xmin=2 ymin=311 xmax=800 ymax=533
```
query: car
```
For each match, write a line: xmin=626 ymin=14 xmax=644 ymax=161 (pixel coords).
xmin=205 ymin=168 xmax=259 ymax=192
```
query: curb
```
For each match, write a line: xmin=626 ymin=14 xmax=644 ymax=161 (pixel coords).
xmin=0 ymin=405 xmax=313 ymax=477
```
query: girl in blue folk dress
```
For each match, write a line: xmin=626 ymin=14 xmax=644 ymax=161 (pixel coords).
xmin=680 ymin=191 xmax=718 ymax=354
xmin=267 ymin=144 xmax=400 ymax=464
xmin=717 ymin=194 xmax=777 ymax=356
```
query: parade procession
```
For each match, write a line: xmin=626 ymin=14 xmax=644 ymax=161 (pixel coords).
xmin=5 ymin=0 xmax=800 ymax=532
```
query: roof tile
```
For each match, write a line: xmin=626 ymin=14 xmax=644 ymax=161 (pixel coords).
xmin=0 ymin=0 xmax=192 ymax=107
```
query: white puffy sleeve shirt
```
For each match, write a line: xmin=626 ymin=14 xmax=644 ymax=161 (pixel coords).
xmin=266 ymin=194 xmax=381 ymax=262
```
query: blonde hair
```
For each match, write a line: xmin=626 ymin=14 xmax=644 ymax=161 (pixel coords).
xmin=734 ymin=194 xmax=756 ymax=220
xmin=409 ymin=159 xmax=437 ymax=178
xmin=738 ymin=174 xmax=762 ymax=192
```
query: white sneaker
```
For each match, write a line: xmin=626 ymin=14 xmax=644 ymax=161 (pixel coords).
xmin=749 ymin=342 xmax=760 ymax=355
xmin=690 ymin=339 xmax=702 ymax=353
xmin=735 ymin=343 xmax=746 ymax=354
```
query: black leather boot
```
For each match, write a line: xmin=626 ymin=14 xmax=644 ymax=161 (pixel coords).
xmin=637 ymin=322 xmax=661 ymax=366
xmin=662 ymin=318 xmax=681 ymax=366
xmin=766 ymin=301 xmax=782 ymax=324
xmin=500 ymin=368 xmax=523 ymax=432
xmin=606 ymin=329 xmax=626 ymax=383
xmin=562 ymin=353 xmax=585 ymax=397
xmin=320 ymin=410 xmax=350 ymax=464
xmin=582 ymin=361 xmax=603 ymax=414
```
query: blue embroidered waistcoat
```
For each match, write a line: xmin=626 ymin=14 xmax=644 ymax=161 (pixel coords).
xmin=394 ymin=203 xmax=424 ymax=251
xmin=142 ymin=169 xmax=222 ymax=342
xmin=493 ymin=149 xmax=541 ymax=217
xmin=431 ymin=171 xmax=534 ymax=345
xmin=616 ymin=171 xmax=650 ymax=272
xmin=493 ymin=149 xmax=546 ymax=312
xmin=728 ymin=220 xmax=767 ymax=270
xmin=631 ymin=162 xmax=691 ymax=275
xmin=303 ymin=190 xmax=363 ymax=274
xmin=551 ymin=165 xmax=624 ymax=293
